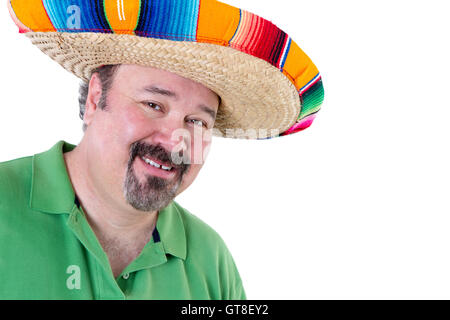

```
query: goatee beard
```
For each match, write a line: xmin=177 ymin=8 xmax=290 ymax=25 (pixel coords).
xmin=123 ymin=142 xmax=189 ymax=212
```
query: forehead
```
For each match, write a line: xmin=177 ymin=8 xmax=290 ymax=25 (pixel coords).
xmin=112 ymin=64 xmax=219 ymax=102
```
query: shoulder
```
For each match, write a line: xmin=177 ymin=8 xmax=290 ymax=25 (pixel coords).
xmin=0 ymin=154 xmax=33 ymax=170
xmin=0 ymin=155 xmax=33 ymax=198
xmin=0 ymin=156 xmax=34 ymax=228
xmin=0 ymin=155 xmax=33 ymax=176
xmin=171 ymin=201 xmax=247 ymax=299
xmin=170 ymin=201 xmax=241 ymax=271
xmin=171 ymin=201 xmax=228 ymax=251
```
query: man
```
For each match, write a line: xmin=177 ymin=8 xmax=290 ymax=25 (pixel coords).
xmin=2 ymin=0 xmax=324 ymax=299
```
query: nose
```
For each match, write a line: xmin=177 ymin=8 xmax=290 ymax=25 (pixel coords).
xmin=150 ymin=118 xmax=189 ymax=156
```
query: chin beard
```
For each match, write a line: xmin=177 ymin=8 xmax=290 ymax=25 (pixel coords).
xmin=123 ymin=142 xmax=189 ymax=212
xmin=123 ymin=160 xmax=185 ymax=212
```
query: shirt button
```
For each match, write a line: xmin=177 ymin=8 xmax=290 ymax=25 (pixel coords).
xmin=122 ymin=273 xmax=130 ymax=280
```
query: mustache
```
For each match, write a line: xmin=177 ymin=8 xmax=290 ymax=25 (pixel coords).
xmin=129 ymin=141 xmax=190 ymax=175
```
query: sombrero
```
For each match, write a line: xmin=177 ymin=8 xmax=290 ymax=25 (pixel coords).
xmin=8 ymin=0 xmax=324 ymax=139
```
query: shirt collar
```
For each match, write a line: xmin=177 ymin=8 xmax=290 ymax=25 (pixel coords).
xmin=30 ymin=140 xmax=187 ymax=260
xmin=157 ymin=202 xmax=187 ymax=260
xmin=30 ymin=140 xmax=76 ymax=214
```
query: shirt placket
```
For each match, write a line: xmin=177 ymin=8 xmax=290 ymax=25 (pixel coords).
xmin=67 ymin=204 xmax=126 ymax=299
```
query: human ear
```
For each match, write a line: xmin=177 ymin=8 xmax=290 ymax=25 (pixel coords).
xmin=83 ymin=73 xmax=103 ymax=127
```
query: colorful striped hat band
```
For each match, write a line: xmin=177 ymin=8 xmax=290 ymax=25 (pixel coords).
xmin=8 ymin=0 xmax=324 ymax=139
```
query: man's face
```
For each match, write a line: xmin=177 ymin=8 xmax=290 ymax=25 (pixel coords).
xmin=83 ymin=64 xmax=219 ymax=212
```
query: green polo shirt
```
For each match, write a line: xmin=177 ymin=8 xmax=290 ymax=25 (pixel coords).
xmin=0 ymin=141 xmax=245 ymax=300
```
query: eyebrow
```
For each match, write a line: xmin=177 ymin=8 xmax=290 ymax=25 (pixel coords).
xmin=142 ymin=85 xmax=178 ymax=98
xmin=142 ymin=85 xmax=217 ymax=120
xmin=195 ymin=105 xmax=214 ymax=121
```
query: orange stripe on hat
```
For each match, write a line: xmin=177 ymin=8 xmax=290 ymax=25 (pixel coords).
xmin=9 ymin=0 xmax=56 ymax=32
xmin=282 ymin=41 xmax=320 ymax=91
xmin=104 ymin=0 xmax=141 ymax=35
xmin=7 ymin=0 xmax=30 ymax=33
xmin=197 ymin=0 xmax=240 ymax=45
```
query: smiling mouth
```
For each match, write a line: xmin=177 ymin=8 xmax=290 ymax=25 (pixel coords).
xmin=140 ymin=156 xmax=174 ymax=172
xmin=129 ymin=141 xmax=190 ymax=178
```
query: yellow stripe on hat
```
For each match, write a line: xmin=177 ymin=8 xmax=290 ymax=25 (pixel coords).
xmin=282 ymin=41 xmax=320 ymax=91
xmin=197 ymin=0 xmax=240 ymax=45
xmin=10 ymin=0 xmax=56 ymax=32
xmin=104 ymin=0 xmax=141 ymax=34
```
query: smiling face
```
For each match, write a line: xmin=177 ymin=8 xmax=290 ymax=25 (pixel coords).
xmin=82 ymin=64 xmax=220 ymax=212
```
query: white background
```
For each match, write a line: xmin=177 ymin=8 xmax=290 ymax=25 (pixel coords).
xmin=1 ymin=0 xmax=450 ymax=299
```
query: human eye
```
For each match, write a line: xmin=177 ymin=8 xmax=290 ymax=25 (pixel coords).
xmin=144 ymin=102 xmax=163 ymax=112
xmin=188 ymin=119 xmax=207 ymax=128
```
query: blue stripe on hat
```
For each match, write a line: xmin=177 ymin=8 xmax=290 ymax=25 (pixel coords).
xmin=42 ymin=0 xmax=111 ymax=33
xmin=135 ymin=0 xmax=199 ymax=41
xmin=280 ymin=37 xmax=292 ymax=70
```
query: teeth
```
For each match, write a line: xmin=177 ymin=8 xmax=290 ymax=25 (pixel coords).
xmin=142 ymin=157 xmax=172 ymax=171
xmin=142 ymin=157 xmax=160 ymax=168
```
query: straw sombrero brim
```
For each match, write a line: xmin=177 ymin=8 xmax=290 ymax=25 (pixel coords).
xmin=9 ymin=0 xmax=324 ymax=139
xmin=26 ymin=32 xmax=301 ymax=139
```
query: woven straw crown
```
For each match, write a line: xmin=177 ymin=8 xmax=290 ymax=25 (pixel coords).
xmin=8 ymin=0 xmax=324 ymax=139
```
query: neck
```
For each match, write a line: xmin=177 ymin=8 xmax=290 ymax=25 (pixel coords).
xmin=63 ymin=142 xmax=158 ymax=243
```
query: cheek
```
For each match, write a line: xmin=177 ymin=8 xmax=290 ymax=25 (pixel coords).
xmin=176 ymin=137 xmax=210 ymax=194
xmin=188 ymin=129 xmax=212 ymax=165
xmin=177 ymin=163 xmax=203 ymax=195
xmin=115 ymin=108 xmax=146 ymax=140
xmin=177 ymin=132 xmax=212 ymax=191
xmin=105 ymin=105 xmax=155 ymax=155
xmin=91 ymin=106 xmax=153 ymax=174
